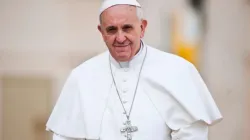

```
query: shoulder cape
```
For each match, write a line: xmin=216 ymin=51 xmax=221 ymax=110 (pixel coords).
xmin=46 ymin=45 xmax=222 ymax=139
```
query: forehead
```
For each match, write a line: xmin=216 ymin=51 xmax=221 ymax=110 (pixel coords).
xmin=100 ymin=5 xmax=138 ymax=26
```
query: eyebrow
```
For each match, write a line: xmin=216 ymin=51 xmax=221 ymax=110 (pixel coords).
xmin=106 ymin=26 xmax=117 ymax=31
xmin=105 ymin=24 xmax=134 ymax=32
xmin=122 ymin=24 xmax=133 ymax=28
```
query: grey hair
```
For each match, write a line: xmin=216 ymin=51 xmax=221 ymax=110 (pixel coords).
xmin=136 ymin=6 xmax=144 ymax=21
xmin=99 ymin=6 xmax=144 ymax=24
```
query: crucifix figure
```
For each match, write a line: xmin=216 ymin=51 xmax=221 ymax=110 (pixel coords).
xmin=120 ymin=120 xmax=138 ymax=140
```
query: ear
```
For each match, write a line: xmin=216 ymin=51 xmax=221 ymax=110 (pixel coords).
xmin=98 ymin=24 xmax=106 ymax=40
xmin=140 ymin=19 xmax=148 ymax=38
xmin=98 ymin=25 xmax=102 ymax=33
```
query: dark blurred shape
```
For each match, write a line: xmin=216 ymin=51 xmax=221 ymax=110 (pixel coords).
xmin=189 ymin=0 xmax=205 ymax=12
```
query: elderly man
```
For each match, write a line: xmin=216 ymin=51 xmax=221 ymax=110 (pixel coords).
xmin=46 ymin=0 xmax=222 ymax=140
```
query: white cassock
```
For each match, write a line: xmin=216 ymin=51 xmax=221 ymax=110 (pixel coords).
xmin=46 ymin=41 xmax=222 ymax=140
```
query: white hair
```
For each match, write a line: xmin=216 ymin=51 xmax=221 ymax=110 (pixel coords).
xmin=99 ymin=6 xmax=144 ymax=24
xmin=136 ymin=6 xmax=144 ymax=20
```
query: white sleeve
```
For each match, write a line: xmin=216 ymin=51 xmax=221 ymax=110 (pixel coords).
xmin=53 ymin=134 xmax=85 ymax=140
xmin=171 ymin=121 xmax=208 ymax=140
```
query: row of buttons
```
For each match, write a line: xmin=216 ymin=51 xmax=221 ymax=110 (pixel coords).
xmin=119 ymin=68 xmax=130 ymax=106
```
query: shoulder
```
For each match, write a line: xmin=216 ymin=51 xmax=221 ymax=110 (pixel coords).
xmin=71 ymin=51 xmax=109 ymax=76
xmin=145 ymin=45 xmax=200 ymax=84
xmin=147 ymin=45 xmax=194 ymax=69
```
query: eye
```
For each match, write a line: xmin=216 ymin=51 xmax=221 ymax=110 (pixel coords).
xmin=122 ymin=25 xmax=133 ymax=32
xmin=106 ymin=26 xmax=117 ymax=34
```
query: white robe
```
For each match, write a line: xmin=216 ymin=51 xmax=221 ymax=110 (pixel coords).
xmin=46 ymin=42 xmax=222 ymax=140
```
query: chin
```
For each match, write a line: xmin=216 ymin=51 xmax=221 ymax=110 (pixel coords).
xmin=115 ymin=55 xmax=131 ymax=62
xmin=113 ymin=52 xmax=131 ymax=61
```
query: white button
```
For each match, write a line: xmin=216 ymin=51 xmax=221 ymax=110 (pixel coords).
xmin=122 ymin=100 xmax=128 ymax=104
xmin=124 ymin=68 xmax=129 ymax=72
xmin=122 ymin=79 xmax=127 ymax=82
xmin=122 ymin=88 xmax=129 ymax=93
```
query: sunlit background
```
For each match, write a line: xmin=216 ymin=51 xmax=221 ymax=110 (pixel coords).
xmin=0 ymin=0 xmax=250 ymax=140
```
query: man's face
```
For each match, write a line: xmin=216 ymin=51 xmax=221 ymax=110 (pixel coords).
xmin=98 ymin=5 xmax=147 ymax=62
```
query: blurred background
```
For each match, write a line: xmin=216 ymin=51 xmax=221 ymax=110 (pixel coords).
xmin=0 ymin=0 xmax=249 ymax=140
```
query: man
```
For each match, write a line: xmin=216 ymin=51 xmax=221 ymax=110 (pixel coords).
xmin=46 ymin=0 xmax=223 ymax=140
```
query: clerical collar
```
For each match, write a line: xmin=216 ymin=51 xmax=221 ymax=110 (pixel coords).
xmin=110 ymin=40 xmax=146 ymax=68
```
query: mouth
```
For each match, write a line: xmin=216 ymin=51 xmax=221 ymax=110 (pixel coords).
xmin=113 ymin=44 xmax=131 ymax=53
xmin=113 ymin=44 xmax=130 ymax=47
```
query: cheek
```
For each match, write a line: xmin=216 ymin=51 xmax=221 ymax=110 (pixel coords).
xmin=131 ymin=45 xmax=139 ymax=53
xmin=127 ymin=31 xmax=141 ymax=42
xmin=104 ymin=35 xmax=115 ymax=45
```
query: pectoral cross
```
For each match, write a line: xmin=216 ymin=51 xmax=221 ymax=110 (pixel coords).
xmin=120 ymin=120 xmax=138 ymax=140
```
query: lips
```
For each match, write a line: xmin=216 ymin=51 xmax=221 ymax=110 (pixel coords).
xmin=113 ymin=44 xmax=130 ymax=47
xmin=113 ymin=44 xmax=130 ymax=52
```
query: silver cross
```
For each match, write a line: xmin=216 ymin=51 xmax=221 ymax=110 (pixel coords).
xmin=120 ymin=120 xmax=138 ymax=140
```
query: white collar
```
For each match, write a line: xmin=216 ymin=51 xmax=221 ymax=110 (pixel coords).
xmin=109 ymin=41 xmax=146 ymax=69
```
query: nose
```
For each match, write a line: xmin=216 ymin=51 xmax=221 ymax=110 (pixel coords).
xmin=115 ymin=31 xmax=126 ymax=43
